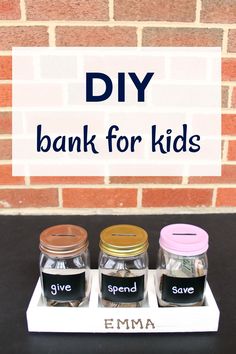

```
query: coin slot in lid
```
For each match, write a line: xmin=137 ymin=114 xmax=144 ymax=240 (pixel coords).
xmin=51 ymin=234 xmax=76 ymax=237
xmin=111 ymin=233 xmax=136 ymax=236
xmin=160 ymin=224 xmax=209 ymax=256
xmin=172 ymin=233 xmax=197 ymax=236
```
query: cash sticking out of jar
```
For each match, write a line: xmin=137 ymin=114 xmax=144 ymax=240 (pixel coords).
xmin=99 ymin=224 xmax=149 ymax=308
xmin=156 ymin=224 xmax=209 ymax=307
xmin=39 ymin=224 xmax=90 ymax=307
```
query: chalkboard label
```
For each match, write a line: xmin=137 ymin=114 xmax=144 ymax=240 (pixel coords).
xmin=101 ymin=274 xmax=144 ymax=303
xmin=42 ymin=272 xmax=85 ymax=301
xmin=162 ymin=275 xmax=206 ymax=304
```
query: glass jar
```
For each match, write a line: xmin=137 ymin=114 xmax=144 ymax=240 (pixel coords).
xmin=39 ymin=224 xmax=90 ymax=307
xmin=156 ymin=223 xmax=208 ymax=307
xmin=99 ymin=224 xmax=149 ymax=308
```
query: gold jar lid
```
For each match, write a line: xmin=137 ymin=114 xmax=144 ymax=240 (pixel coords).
xmin=39 ymin=224 xmax=88 ymax=258
xmin=99 ymin=224 xmax=148 ymax=257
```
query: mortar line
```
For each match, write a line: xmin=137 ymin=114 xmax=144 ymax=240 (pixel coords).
xmin=0 ymin=183 xmax=236 ymax=189
xmin=222 ymin=82 xmax=236 ymax=86
xmin=58 ymin=188 xmax=63 ymax=207
xmin=24 ymin=176 xmax=30 ymax=186
xmin=223 ymin=160 xmax=236 ymax=164
xmin=104 ymin=175 xmax=110 ymax=184
xmin=0 ymin=80 xmax=12 ymax=84
xmin=11 ymin=48 xmax=236 ymax=57
xmin=20 ymin=0 xmax=26 ymax=21
xmin=0 ymin=107 xmax=12 ymax=112
xmin=0 ymin=20 xmax=235 ymax=28
xmin=1 ymin=206 xmax=236 ymax=215
xmin=137 ymin=187 xmax=142 ymax=208
xmin=222 ymin=108 xmax=236 ymax=113
xmin=0 ymin=160 xmax=11 ymax=164
xmin=212 ymin=188 xmax=217 ymax=207
xmin=222 ymin=140 xmax=229 ymax=161
xmin=48 ymin=25 xmax=56 ymax=47
xmin=182 ymin=176 xmax=189 ymax=184
xmin=222 ymin=53 xmax=236 ymax=58
xmin=222 ymin=136 xmax=236 ymax=140
xmin=195 ymin=0 xmax=202 ymax=23
xmin=137 ymin=27 xmax=142 ymax=47
xmin=0 ymin=52 xmax=13 ymax=56
xmin=109 ymin=0 xmax=114 ymax=21
xmin=0 ymin=134 xmax=12 ymax=139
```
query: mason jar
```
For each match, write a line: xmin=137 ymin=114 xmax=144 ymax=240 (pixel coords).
xmin=99 ymin=224 xmax=149 ymax=308
xmin=39 ymin=224 xmax=90 ymax=307
xmin=156 ymin=223 xmax=208 ymax=307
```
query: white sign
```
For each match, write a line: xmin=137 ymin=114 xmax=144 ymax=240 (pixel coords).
xmin=12 ymin=47 xmax=221 ymax=176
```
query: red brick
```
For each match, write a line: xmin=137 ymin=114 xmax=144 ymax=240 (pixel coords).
xmin=0 ymin=188 xmax=58 ymax=208
xmin=26 ymin=0 xmax=108 ymax=20
xmin=63 ymin=188 xmax=137 ymax=208
xmin=216 ymin=188 xmax=236 ymax=206
xmin=0 ymin=84 xmax=11 ymax=107
xmin=0 ymin=139 xmax=11 ymax=159
xmin=189 ymin=165 xmax=236 ymax=184
xmin=222 ymin=59 xmax=236 ymax=81
xmin=221 ymin=140 xmax=225 ymax=159
xmin=0 ymin=0 xmax=20 ymax=20
xmin=222 ymin=86 xmax=229 ymax=108
xmin=228 ymin=29 xmax=236 ymax=53
xmin=142 ymin=28 xmax=223 ymax=47
xmin=110 ymin=176 xmax=182 ymax=184
xmin=56 ymin=26 xmax=137 ymax=47
xmin=201 ymin=0 xmax=236 ymax=23
xmin=0 ymin=27 xmax=48 ymax=51
xmin=142 ymin=188 xmax=213 ymax=207
xmin=114 ymin=0 xmax=196 ymax=21
xmin=30 ymin=176 xmax=104 ymax=184
xmin=0 ymin=165 xmax=24 ymax=185
xmin=227 ymin=141 xmax=236 ymax=160
xmin=0 ymin=57 xmax=12 ymax=80
xmin=222 ymin=114 xmax=236 ymax=135
xmin=0 ymin=112 xmax=12 ymax=134
xmin=231 ymin=87 xmax=236 ymax=108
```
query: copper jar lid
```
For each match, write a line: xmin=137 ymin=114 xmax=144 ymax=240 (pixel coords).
xmin=39 ymin=224 xmax=88 ymax=258
xmin=99 ymin=224 xmax=148 ymax=257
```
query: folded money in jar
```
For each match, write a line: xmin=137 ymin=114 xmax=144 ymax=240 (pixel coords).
xmin=156 ymin=224 xmax=209 ymax=307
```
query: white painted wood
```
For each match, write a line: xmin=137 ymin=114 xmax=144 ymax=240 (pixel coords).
xmin=26 ymin=270 xmax=220 ymax=333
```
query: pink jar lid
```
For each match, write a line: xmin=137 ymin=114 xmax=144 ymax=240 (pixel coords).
xmin=160 ymin=223 xmax=209 ymax=256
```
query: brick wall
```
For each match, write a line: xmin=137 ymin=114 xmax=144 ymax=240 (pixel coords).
xmin=0 ymin=0 xmax=236 ymax=214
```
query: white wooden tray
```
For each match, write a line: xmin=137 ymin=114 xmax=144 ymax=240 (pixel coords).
xmin=26 ymin=270 xmax=220 ymax=333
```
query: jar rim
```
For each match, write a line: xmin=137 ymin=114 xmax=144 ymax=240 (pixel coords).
xmin=100 ymin=224 xmax=149 ymax=257
xmin=39 ymin=224 xmax=88 ymax=257
xmin=160 ymin=223 xmax=209 ymax=256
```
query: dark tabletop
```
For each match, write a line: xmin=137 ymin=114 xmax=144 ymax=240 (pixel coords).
xmin=0 ymin=214 xmax=235 ymax=354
